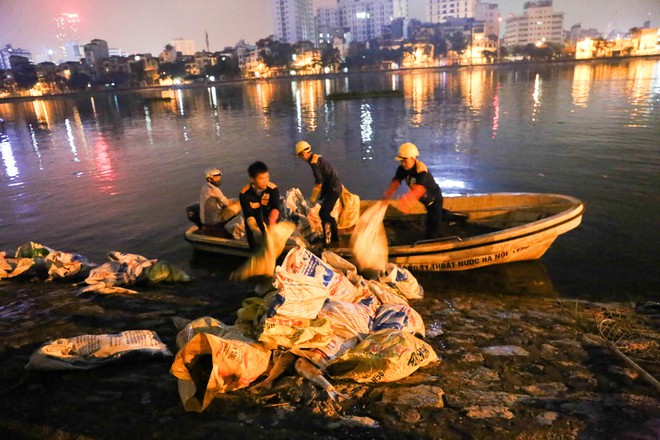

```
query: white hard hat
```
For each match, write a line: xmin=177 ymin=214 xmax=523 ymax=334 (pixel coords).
xmin=396 ymin=142 xmax=419 ymax=160
xmin=295 ymin=140 xmax=312 ymax=156
xmin=205 ymin=167 xmax=222 ymax=179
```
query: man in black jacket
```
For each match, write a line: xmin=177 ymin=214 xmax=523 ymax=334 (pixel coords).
xmin=239 ymin=161 xmax=281 ymax=250
xmin=295 ymin=140 xmax=342 ymax=245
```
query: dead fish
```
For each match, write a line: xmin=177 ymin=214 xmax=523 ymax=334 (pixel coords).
xmin=251 ymin=351 xmax=296 ymax=393
xmin=295 ymin=358 xmax=348 ymax=402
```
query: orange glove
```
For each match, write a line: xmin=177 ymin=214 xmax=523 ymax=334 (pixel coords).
xmin=398 ymin=185 xmax=426 ymax=213
xmin=268 ymin=209 xmax=280 ymax=226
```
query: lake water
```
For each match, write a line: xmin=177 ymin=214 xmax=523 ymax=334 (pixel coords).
xmin=1 ymin=58 xmax=658 ymax=300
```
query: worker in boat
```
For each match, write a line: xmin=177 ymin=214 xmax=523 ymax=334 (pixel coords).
xmin=199 ymin=167 xmax=241 ymax=228
xmin=383 ymin=142 xmax=444 ymax=239
xmin=239 ymin=161 xmax=281 ymax=250
xmin=295 ymin=140 xmax=342 ymax=246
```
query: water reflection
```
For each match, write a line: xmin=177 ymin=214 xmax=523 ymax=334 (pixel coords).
xmin=64 ymin=118 xmax=80 ymax=162
xmin=572 ymin=64 xmax=592 ymax=108
xmin=0 ymin=133 xmax=18 ymax=178
xmin=93 ymin=135 xmax=117 ymax=195
xmin=491 ymin=83 xmax=500 ymax=139
xmin=405 ymin=72 xmax=432 ymax=127
xmin=461 ymin=68 xmax=486 ymax=110
xmin=27 ymin=123 xmax=44 ymax=170
xmin=360 ymin=103 xmax=374 ymax=160
xmin=532 ymin=73 xmax=542 ymax=122
xmin=0 ymin=60 xmax=658 ymax=299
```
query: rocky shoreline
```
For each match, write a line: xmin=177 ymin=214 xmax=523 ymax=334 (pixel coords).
xmin=1 ymin=268 xmax=658 ymax=440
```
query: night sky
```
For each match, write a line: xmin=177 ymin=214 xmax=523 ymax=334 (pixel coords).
xmin=0 ymin=0 xmax=658 ymax=59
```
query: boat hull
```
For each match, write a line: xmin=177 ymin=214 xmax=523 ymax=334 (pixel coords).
xmin=184 ymin=193 xmax=584 ymax=271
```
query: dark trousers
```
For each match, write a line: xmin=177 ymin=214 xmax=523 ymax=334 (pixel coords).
xmin=320 ymin=190 xmax=340 ymax=244
xmin=425 ymin=197 xmax=444 ymax=239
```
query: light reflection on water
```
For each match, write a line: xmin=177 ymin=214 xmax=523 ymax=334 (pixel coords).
xmin=0 ymin=58 xmax=658 ymax=299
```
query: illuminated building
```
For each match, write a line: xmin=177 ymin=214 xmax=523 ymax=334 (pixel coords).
xmin=170 ymin=38 xmax=196 ymax=56
xmin=504 ymin=0 xmax=564 ymax=46
xmin=84 ymin=39 xmax=109 ymax=68
xmin=54 ymin=12 xmax=80 ymax=62
xmin=64 ymin=41 xmax=84 ymax=62
xmin=0 ymin=44 xmax=33 ymax=70
xmin=427 ymin=0 xmax=478 ymax=23
xmin=273 ymin=0 xmax=316 ymax=44
xmin=475 ymin=2 xmax=501 ymax=38
xmin=338 ymin=0 xmax=409 ymax=42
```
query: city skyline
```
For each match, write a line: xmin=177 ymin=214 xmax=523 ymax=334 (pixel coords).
xmin=0 ymin=0 xmax=657 ymax=60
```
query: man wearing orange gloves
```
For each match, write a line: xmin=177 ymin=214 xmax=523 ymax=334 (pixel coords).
xmin=384 ymin=142 xmax=444 ymax=239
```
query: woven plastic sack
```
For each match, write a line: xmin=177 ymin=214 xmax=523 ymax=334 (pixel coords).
xmin=337 ymin=186 xmax=360 ymax=230
xmin=26 ymin=330 xmax=172 ymax=371
xmin=326 ymin=329 xmax=439 ymax=383
xmin=230 ymin=222 xmax=295 ymax=281
xmin=372 ymin=303 xmax=426 ymax=336
xmin=350 ymin=201 xmax=388 ymax=272
xmin=170 ymin=332 xmax=270 ymax=412
xmin=174 ymin=316 xmax=250 ymax=350
xmin=318 ymin=300 xmax=373 ymax=340
xmin=267 ymin=267 xmax=330 ymax=319
xmin=282 ymin=246 xmax=357 ymax=302
xmin=0 ymin=252 xmax=34 ymax=279
xmin=379 ymin=263 xmax=424 ymax=299
xmin=257 ymin=315 xmax=334 ymax=350
xmin=367 ymin=280 xmax=409 ymax=306
xmin=291 ymin=334 xmax=359 ymax=369
xmin=146 ymin=261 xmax=192 ymax=283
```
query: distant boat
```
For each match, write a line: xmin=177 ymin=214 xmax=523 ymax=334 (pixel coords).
xmin=325 ymin=90 xmax=404 ymax=100
xmin=184 ymin=193 xmax=584 ymax=271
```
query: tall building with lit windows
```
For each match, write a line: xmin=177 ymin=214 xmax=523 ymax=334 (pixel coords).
xmin=338 ymin=0 xmax=409 ymax=42
xmin=273 ymin=0 xmax=316 ymax=44
xmin=427 ymin=0 xmax=478 ymax=23
xmin=504 ymin=0 xmax=564 ymax=46
xmin=54 ymin=12 xmax=81 ymax=61
xmin=475 ymin=2 xmax=501 ymax=38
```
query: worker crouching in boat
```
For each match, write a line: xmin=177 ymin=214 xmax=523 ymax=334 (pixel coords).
xmin=239 ymin=161 xmax=281 ymax=250
xmin=295 ymin=140 xmax=342 ymax=246
xmin=199 ymin=167 xmax=241 ymax=231
xmin=384 ymin=143 xmax=444 ymax=240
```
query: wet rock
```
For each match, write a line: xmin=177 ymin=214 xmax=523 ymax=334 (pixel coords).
xmin=559 ymin=401 xmax=600 ymax=421
xmin=450 ymin=389 xmax=525 ymax=408
xmin=540 ymin=343 xmax=558 ymax=354
xmin=481 ymin=345 xmax=530 ymax=356
xmin=140 ymin=391 xmax=151 ymax=404
xmin=607 ymin=365 xmax=640 ymax=382
xmin=460 ymin=352 xmax=484 ymax=363
xmin=454 ymin=366 xmax=501 ymax=386
xmin=464 ymin=405 xmax=514 ymax=419
xmin=396 ymin=407 xmax=421 ymax=423
xmin=381 ymin=385 xmax=445 ymax=408
xmin=444 ymin=336 xmax=476 ymax=346
xmin=566 ymin=370 xmax=598 ymax=388
xmin=535 ymin=411 xmax=559 ymax=426
xmin=325 ymin=415 xmax=380 ymax=430
xmin=521 ymin=382 xmax=568 ymax=397
xmin=425 ymin=321 xmax=444 ymax=338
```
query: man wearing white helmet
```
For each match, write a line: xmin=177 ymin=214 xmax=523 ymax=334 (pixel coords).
xmin=384 ymin=142 xmax=443 ymax=239
xmin=295 ymin=140 xmax=342 ymax=245
xmin=199 ymin=167 xmax=241 ymax=227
